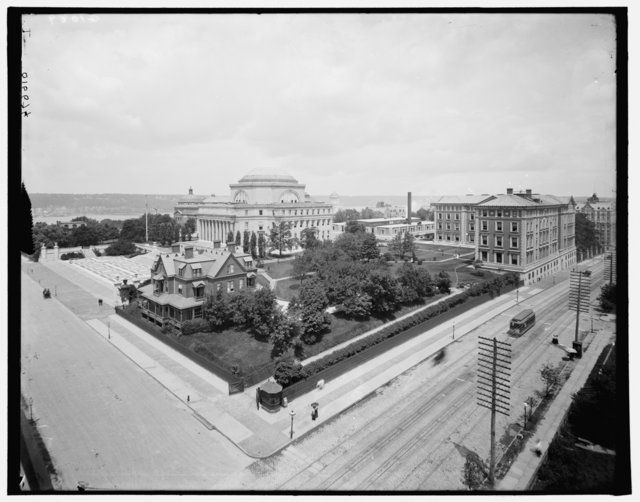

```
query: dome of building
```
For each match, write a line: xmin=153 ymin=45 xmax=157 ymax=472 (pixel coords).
xmin=238 ymin=169 xmax=298 ymax=184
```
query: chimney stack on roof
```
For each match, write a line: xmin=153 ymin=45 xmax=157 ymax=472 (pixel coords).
xmin=184 ymin=246 xmax=194 ymax=259
xmin=227 ymin=243 xmax=236 ymax=254
xmin=407 ymin=192 xmax=412 ymax=225
xmin=506 ymin=188 xmax=513 ymax=195
xmin=526 ymin=189 xmax=532 ymax=196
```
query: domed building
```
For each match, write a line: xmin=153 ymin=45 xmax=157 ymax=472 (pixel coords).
xmin=179 ymin=171 xmax=334 ymax=249
xmin=174 ymin=187 xmax=207 ymax=224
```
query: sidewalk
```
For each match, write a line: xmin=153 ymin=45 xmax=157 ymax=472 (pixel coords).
xmin=27 ymin=259 xmax=555 ymax=460
xmin=497 ymin=326 xmax=614 ymax=490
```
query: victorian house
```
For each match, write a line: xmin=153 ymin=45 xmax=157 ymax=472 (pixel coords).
xmin=139 ymin=243 xmax=257 ymax=329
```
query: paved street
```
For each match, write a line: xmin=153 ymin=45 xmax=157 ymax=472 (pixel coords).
xmin=21 ymin=270 xmax=251 ymax=490
xmin=236 ymin=258 xmax=614 ymax=490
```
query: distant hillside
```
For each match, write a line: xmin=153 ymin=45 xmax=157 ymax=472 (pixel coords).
xmin=30 ymin=194 xmax=181 ymax=218
xmin=30 ymin=192 xmax=602 ymax=219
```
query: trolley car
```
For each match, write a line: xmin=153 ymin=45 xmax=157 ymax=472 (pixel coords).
xmin=508 ymin=309 xmax=535 ymax=336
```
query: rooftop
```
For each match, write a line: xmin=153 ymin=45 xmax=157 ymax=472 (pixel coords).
xmin=432 ymin=195 xmax=492 ymax=205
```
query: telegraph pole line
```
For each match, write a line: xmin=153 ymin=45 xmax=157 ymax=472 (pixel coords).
xmin=569 ymin=269 xmax=591 ymax=358
xmin=477 ymin=336 xmax=511 ymax=488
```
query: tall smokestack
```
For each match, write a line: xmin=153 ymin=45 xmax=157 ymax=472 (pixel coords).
xmin=407 ymin=192 xmax=412 ymax=225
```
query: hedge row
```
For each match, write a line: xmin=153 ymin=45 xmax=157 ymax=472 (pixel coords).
xmin=282 ymin=275 xmax=517 ymax=389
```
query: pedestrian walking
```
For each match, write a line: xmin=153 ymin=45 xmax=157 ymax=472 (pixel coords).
xmin=187 ymin=395 xmax=190 ymax=403
xmin=256 ymin=387 xmax=261 ymax=410
xmin=534 ymin=440 xmax=542 ymax=457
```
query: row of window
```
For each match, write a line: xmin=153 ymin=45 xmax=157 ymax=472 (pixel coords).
xmin=479 ymin=220 xmax=519 ymax=232
xmin=479 ymin=251 xmax=519 ymax=266
xmin=478 ymin=235 xmax=519 ymax=248
xmin=251 ymin=208 xmax=331 ymax=216
xmin=437 ymin=212 xmax=475 ymax=221
xmin=479 ymin=209 xmax=522 ymax=218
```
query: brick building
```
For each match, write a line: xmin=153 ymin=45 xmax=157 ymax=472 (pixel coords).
xmin=431 ymin=195 xmax=492 ymax=247
xmin=474 ymin=188 xmax=577 ymax=285
xmin=581 ymin=200 xmax=616 ymax=251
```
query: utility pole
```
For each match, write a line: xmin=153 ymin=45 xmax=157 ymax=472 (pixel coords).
xmin=477 ymin=336 xmax=511 ymax=487
xmin=569 ymin=270 xmax=591 ymax=358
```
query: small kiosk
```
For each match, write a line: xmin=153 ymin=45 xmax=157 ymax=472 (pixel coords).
xmin=259 ymin=381 xmax=283 ymax=412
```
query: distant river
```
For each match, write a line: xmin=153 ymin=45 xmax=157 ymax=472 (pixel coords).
xmin=33 ymin=213 xmax=145 ymax=224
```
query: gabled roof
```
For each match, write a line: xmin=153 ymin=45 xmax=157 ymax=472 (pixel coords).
xmin=476 ymin=194 xmax=539 ymax=207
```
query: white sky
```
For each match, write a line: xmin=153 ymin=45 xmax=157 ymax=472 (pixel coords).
xmin=21 ymin=12 xmax=617 ymax=197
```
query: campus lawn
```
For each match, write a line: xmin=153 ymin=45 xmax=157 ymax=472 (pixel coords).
xmin=186 ymin=329 xmax=273 ymax=370
xmin=274 ymin=278 xmax=302 ymax=301
xmin=261 ymin=260 xmax=294 ymax=279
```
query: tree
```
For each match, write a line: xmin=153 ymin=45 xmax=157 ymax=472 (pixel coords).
xmin=120 ymin=218 xmax=146 ymax=242
xmin=402 ymin=232 xmax=416 ymax=260
xmin=250 ymin=232 xmax=258 ymax=259
xmin=598 ymin=283 xmax=616 ymax=312
xmin=365 ymin=271 xmax=401 ymax=316
xmin=397 ymin=262 xmax=433 ymax=303
xmin=340 ymin=291 xmax=372 ymax=319
xmin=204 ymin=292 xmax=233 ymax=331
xmin=334 ymin=232 xmax=362 ymax=260
xmin=296 ymin=279 xmax=331 ymax=344
xmin=235 ymin=230 xmax=242 ymax=247
xmin=248 ymin=287 xmax=279 ymax=340
xmin=436 ymin=270 xmax=452 ymax=294
xmin=299 ymin=227 xmax=319 ymax=249
xmin=21 ymin=182 xmax=35 ymax=255
xmin=105 ymin=239 xmax=136 ymax=256
xmin=462 ymin=453 xmax=487 ymax=490
xmin=540 ymin=363 xmax=561 ymax=397
xmin=375 ymin=201 xmax=386 ymax=208
xmin=70 ymin=224 xmax=101 ymax=247
xmin=227 ymin=230 xmax=234 ymax=243
xmin=360 ymin=207 xmax=384 ymax=220
xmin=184 ymin=217 xmax=197 ymax=236
xmin=243 ymin=230 xmax=250 ymax=254
xmin=575 ymin=213 xmax=598 ymax=258
xmin=274 ymin=359 xmax=307 ymax=387
xmin=345 ymin=220 xmax=366 ymax=234
xmin=118 ymin=282 xmax=138 ymax=305
xmin=292 ymin=252 xmax=315 ymax=284
xmin=388 ymin=233 xmax=404 ymax=259
xmin=416 ymin=207 xmax=432 ymax=221
xmin=258 ymin=233 xmax=266 ymax=259
xmin=269 ymin=313 xmax=300 ymax=359
xmin=269 ymin=221 xmax=294 ymax=256
xmin=360 ymin=233 xmax=380 ymax=261
xmin=333 ymin=208 xmax=360 ymax=223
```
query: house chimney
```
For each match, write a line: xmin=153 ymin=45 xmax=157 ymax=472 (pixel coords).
xmin=506 ymin=188 xmax=513 ymax=195
xmin=526 ymin=189 xmax=532 ymax=196
xmin=188 ymin=186 xmax=193 ymax=195
xmin=184 ymin=246 xmax=194 ymax=259
xmin=407 ymin=192 xmax=412 ymax=225
xmin=227 ymin=242 xmax=236 ymax=254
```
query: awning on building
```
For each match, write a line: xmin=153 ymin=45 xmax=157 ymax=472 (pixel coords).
xmin=243 ymin=257 xmax=253 ymax=262
xmin=153 ymin=274 xmax=164 ymax=280
xmin=178 ymin=263 xmax=187 ymax=270
xmin=191 ymin=263 xmax=202 ymax=270
xmin=246 ymin=272 xmax=257 ymax=278
xmin=192 ymin=281 xmax=206 ymax=288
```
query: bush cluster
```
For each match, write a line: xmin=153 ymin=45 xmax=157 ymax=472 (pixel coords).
xmin=282 ymin=276 xmax=518 ymax=388
xmin=60 ymin=251 xmax=85 ymax=260
xmin=181 ymin=318 xmax=213 ymax=335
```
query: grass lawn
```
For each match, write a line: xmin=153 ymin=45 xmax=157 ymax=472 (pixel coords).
xmin=185 ymin=329 xmax=273 ymax=370
xmin=274 ymin=277 xmax=302 ymax=301
xmin=262 ymin=260 xmax=295 ymax=279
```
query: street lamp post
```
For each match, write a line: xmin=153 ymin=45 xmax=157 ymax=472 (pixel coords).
xmin=516 ymin=288 xmax=519 ymax=304
xmin=289 ymin=409 xmax=296 ymax=439
xmin=523 ymin=403 xmax=529 ymax=430
xmin=452 ymin=322 xmax=455 ymax=340
xmin=28 ymin=397 xmax=33 ymax=422
xmin=108 ymin=319 xmax=111 ymax=340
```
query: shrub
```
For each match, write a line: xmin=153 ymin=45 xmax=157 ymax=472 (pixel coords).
xmin=60 ymin=251 xmax=85 ymax=260
xmin=274 ymin=359 xmax=307 ymax=387
xmin=181 ymin=318 xmax=212 ymax=335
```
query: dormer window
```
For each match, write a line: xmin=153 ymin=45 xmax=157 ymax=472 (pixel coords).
xmin=228 ymin=264 xmax=234 ymax=274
